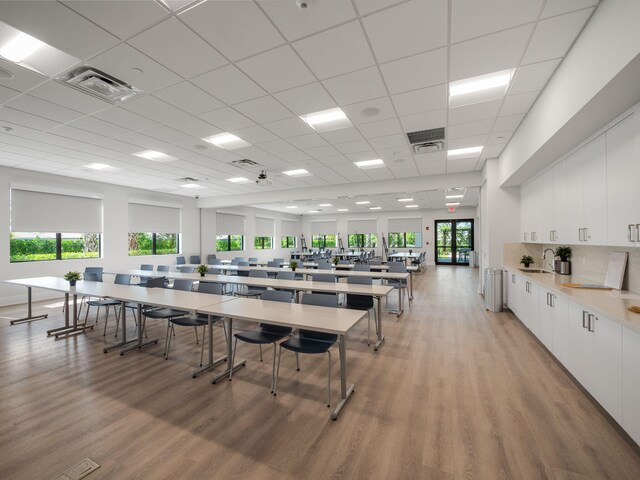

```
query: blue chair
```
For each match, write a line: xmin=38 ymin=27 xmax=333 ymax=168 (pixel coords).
xmin=157 ymin=265 xmax=170 ymax=272
xmin=143 ymin=278 xmax=191 ymax=342
xmin=311 ymin=273 xmax=337 ymax=298
xmin=345 ymin=276 xmax=376 ymax=346
xmin=275 ymin=271 xmax=296 ymax=296
xmin=387 ymin=262 xmax=408 ymax=306
xmin=231 ymin=289 xmax=293 ymax=392
xmin=140 ymin=264 xmax=153 ymax=271
xmin=317 ymin=260 xmax=331 ymax=270
xmin=248 ymin=257 xmax=258 ymax=266
xmin=274 ymin=293 xmax=338 ymax=406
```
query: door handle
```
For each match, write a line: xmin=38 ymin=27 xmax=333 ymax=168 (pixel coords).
xmin=582 ymin=310 xmax=588 ymax=328
xmin=629 ymin=224 xmax=635 ymax=242
xmin=636 ymin=224 xmax=640 ymax=242
xmin=588 ymin=314 xmax=595 ymax=332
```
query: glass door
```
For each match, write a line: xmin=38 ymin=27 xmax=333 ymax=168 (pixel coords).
xmin=435 ymin=219 xmax=474 ymax=265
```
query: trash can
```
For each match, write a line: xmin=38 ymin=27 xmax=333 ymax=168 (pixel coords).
xmin=484 ymin=268 xmax=503 ymax=312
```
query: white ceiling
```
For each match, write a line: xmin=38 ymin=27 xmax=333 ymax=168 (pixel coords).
xmin=0 ymin=0 xmax=598 ymax=209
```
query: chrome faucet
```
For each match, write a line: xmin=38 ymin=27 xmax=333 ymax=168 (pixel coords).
xmin=543 ymin=248 xmax=556 ymax=272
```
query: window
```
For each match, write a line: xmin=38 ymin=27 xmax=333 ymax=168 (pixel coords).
xmin=254 ymin=236 xmax=273 ymax=249
xmin=348 ymin=233 xmax=377 ymax=248
xmin=128 ymin=233 xmax=178 ymax=256
xmin=216 ymin=234 xmax=244 ymax=251
xmin=388 ymin=232 xmax=422 ymax=248
xmin=281 ymin=236 xmax=297 ymax=248
xmin=10 ymin=232 xmax=101 ymax=263
xmin=311 ymin=234 xmax=336 ymax=249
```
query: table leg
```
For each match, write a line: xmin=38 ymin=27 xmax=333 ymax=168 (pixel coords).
xmin=374 ymin=296 xmax=385 ymax=351
xmin=51 ymin=293 xmax=94 ymax=338
xmin=331 ymin=334 xmax=355 ymax=420
xmin=120 ymin=304 xmax=158 ymax=355
xmin=212 ymin=318 xmax=246 ymax=384
xmin=192 ymin=314 xmax=227 ymax=377
xmin=409 ymin=272 xmax=414 ymax=301
xmin=9 ymin=287 xmax=48 ymax=325
xmin=104 ymin=301 xmax=136 ymax=352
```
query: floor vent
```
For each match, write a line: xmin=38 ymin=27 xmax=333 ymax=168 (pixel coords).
xmin=52 ymin=458 xmax=100 ymax=480
xmin=58 ymin=65 xmax=142 ymax=104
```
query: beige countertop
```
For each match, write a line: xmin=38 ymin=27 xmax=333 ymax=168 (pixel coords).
xmin=504 ymin=266 xmax=640 ymax=333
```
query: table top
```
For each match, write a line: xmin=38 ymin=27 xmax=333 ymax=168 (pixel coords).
xmin=389 ymin=252 xmax=421 ymax=259
xmin=197 ymin=297 xmax=366 ymax=335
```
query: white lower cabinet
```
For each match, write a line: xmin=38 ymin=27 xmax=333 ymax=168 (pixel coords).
xmin=522 ymin=281 xmax=540 ymax=338
xmin=623 ymin=326 xmax=640 ymax=445
xmin=507 ymin=272 xmax=523 ymax=319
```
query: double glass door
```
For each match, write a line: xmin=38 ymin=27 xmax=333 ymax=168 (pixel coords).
xmin=435 ymin=219 xmax=473 ymax=265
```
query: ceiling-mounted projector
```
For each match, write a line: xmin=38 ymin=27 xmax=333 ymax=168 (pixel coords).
xmin=256 ymin=170 xmax=272 ymax=186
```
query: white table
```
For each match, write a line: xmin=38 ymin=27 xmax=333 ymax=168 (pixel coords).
xmin=197 ymin=297 xmax=366 ymax=420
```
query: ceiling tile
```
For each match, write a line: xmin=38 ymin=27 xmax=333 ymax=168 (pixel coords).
xmin=450 ymin=24 xmax=533 ymax=81
xmin=236 ymin=45 xmax=315 ymax=93
xmin=128 ymin=17 xmax=227 ymax=78
xmin=451 ymin=0 xmax=543 ymax=43
xmin=29 ymin=132 xmax=88 ymax=149
xmin=354 ymin=0 xmax=406 ymax=16
xmin=256 ymin=139 xmax=297 ymax=155
xmin=90 ymin=43 xmax=182 ymax=93
xmin=357 ymin=118 xmax=403 ymax=139
xmin=27 ymin=80 xmax=111 ymax=115
xmin=542 ymin=0 xmax=598 ymax=19
xmin=0 ymin=59 xmax=48 ymax=93
xmin=447 ymin=157 xmax=478 ymax=173
xmin=447 ymin=135 xmax=489 ymax=150
xmin=493 ymin=114 xmax=525 ymax=132
xmin=7 ymin=95 xmax=84 ymax=123
xmin=263 ymin=117 xmax=314 ymax=138
xmin=368 ymin=134 xmax=407 ymax=149
xmin=179 ymin=0 xmax=285 ymax=61
xmin=304 ymin=145 xmax=341 ymax=159
xmin=122 ymin=95 xmax=191 ymax=124
xmin=487 ymin=130 xmax=514 ymax=145
xmin=63 ymin=0 xmax=169 ymax=40
xmin=274 ymin=82 xmax=336 ymax=115
xmin=380 ymin=48 xmax=447 ymax=94
xmin=322 ymin=67 xmax=387 ymax=105
xmin=0 ymin=84 xmax=21 ymax=104
xmin=481 ymin=143 xmax=506 ymax=159
xmin=522 ymin=9 xmax=593 ymax=65
xmin=198 ymin=107 xmax=255 ymax=131
xmin=230 ymin=125 xmax=278 ymax=144
xmin=293 ymin=21 xmax=375 ymax=79
xmin=192 ymin=65 xmax=266 ymax=105
xmin=391 ymin=84 xmax=447 ymax=116
xmin=362 ymin=0 xmax=447 ymax=63
xmin=448 ymin=99 xmax=503 ymax=126
xmin=334 ymin=140 xmax=371 ymax=154
xmin=233 ymin=96 xmax=293 ymax=124
xmin=153 ymin=82 xmax=224 ymax=115
xmin=447 ymin=118 xmax=493 ymax=139
xmin=0 ymin=107 xmax=59 ymax=131
xmin=68 ymin=116 xmax=131 ymax=139
xmin=93 ymin=106 xmax=159 ymax=132
xmin=399 ymin=109 xmax=446 ymax=132
xmin=342 ymin=96 xmax=396 ymax=124
xmin=509 ymin=58 xmax=561 ymax=95
xmin=0 ymin=0 xmax=119 ymax=59
xmin=259 ymin=0 xmax=356 ymax=41
xmin=321 ymin=127 xmax=364 ymax=145
xmin=287 ymin=134 xmax=328 ymax=149
xmin=500 ymin=91 xmax=539 ymax=116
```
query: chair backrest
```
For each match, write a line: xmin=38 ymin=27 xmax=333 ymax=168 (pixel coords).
xmin=230 ymin=258 xmax=240 ymax=265
xmin=346 ymin=276 xmax=373 ymax=308
xmin=317 ymin=260 xmax=331 ymax=270
xmin=273 ymin=258 xmax=284 ymax=264
xmin=234 ymin=257 xmax=246 ymax=262
xmin=190 ymin=255 xmax=201 ymax=264
xmin=197 ymin=282 xmax=224 ymax=295
xmin=237 ymin=261 xmax=250 ymax=266
xmin=146 ymin=276 xmax=166 ymax=288
xmin=312 ymin=273 xmax=336 ymax=283
xmin=276 ymin=271 xmax=295 ymax=281
xmin=83 ymin=272 xmax=100 ymax=282
xmin=347 ymin=275 xmax=372 ymax=286
xmin=267 ymin=260 xmax=280 ymax=268
xmin=388 ymin=262 xmax=407 ymax=273
xmin=176 ymin=256 xmax=186 ymax=265
xmin=302 ymin=292 xmax=338 ymax=308
xmin=354 ymin=264 xmax=370 ymax=271
xmin=157 ymin=265 xmax=170 ymax=272
xmin=248 ymin=257 xmax=258 ymax=263
xmin=114 ymin=274 xmax=131 ymax=285
xmin=248 ymin=269 xmax=268 ymax=278
xmin=338 ymin=259 xmax=350 ymax=265
xmin=181 ymin=266 xmax=195 ymax=273
xmin=140 ymin=264 xmax=154 ymax=271
xmin=84 ymin=267 xmax=103 ymax=282
xmin=172 ymin=279 xmax=194 ymax=291
xmin=207 ymin=267 xmax=221 ymax=274
xmin=262 ymin=290 xmax=293 ymax=303
xmin=211 ymin=259 xmax=223 ymax=265
xmin=207 ymin=254 xmax=217 ymax=264
xmin=369 ymin=260 xmax=382 ymax=266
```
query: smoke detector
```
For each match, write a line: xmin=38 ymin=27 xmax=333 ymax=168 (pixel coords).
xmin=58 ymin=65 xmax=142 ymax=103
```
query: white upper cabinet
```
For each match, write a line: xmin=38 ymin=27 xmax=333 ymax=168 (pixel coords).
xmin=606 ymin=113 xmax=639 ymax=246
xmin=551 ymin=161 xmax=567 ymax=243
xmin=565 ymin=145 xmax=585 ymax=244
xmin=581 ymin=135 xmax=608 ymax=244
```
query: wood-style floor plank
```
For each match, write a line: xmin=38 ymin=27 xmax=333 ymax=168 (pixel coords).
xmin=1 ymin=267 xmax=639 ymax=479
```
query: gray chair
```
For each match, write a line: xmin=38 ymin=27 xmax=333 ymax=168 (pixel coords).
xmin=140 ymin=264 xmax=154 ymax=271
xmin=267 ymin=260 xmax=281 ymax=268
xmin=157 ymin=265 xmax=170 ymax=272
xmin=211 ymin=258 xmax=223 ymax=265
xmin=84 ymin=273 xmax=130 ymax=336
xmin=235 ymin=269 xmax=268 ymax=298
xmin=317 ymin=260 xmax=331 ymax=270
xmin=345 ymin=276 xmax=376 ymax=346
xmin=207 ymin=254 xmax=217 ymax=264
xmin=387 ymin=262 xmax=408 ymax=305
xmin=369 ymin=260 xmax=382 ymax=266
xmin=275 ymin=271 xmax=296 ymax=296
xmin=143 ymin=278 xmax=190 ymax=341
xmin=176 ymin=256 xmax=186 ymax=265
xmin=354 ymin=264 xmax=371 ymax=271
xmin=180 ymin=266 xmax=195 ymax=273
xmin=248 ymin=257 xmax=258 ymax=266
xmin=311 ymin=273 xmax=337 ymax=298
xmin=274 ymin=293 xmax=338 ymax=405
xmin=190 ymin=255 xmax=201 ymax=264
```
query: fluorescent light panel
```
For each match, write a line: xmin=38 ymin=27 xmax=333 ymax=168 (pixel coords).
xmin=202 ymin=133 xmax=250 ymax=150
xmin=133 ymin=150 xmax=177 ymax=162
xmin=283 ymin=169 xmax=310 ymax=177
xmin=447 ymin=146 xmax=483 ymax=159
xmin=355 ymin=200 xmax=370 ymax=205
xmin=285 ymin=205 xmax=298 ymax=209
xmin=226 ymin=177 xmax=251 ymax=183
xmin=0 ymin=32 xmax=45 ymax=62
xmin=446 ymin=202 xmax=460 ymax=206
xmin=369 ymin=206 xmax=382 ymax=210
xmin=406 ymin=205 xmax=419 ymax=208
xmin=449 ymin=69 xmax=514 ymax=107
xmin=337 ymin=208 xmax=349 ymax=212
xmin=181 ymin=183 xmax=205 ymax=190
xmin=354 ymin=159 xmax=384 ymax=169
xmin=84 ymin=162 xmax=118 ymax=171
xmin=397 ymin=198 xmax=413 ymax=202
xmin=299 ymin=107 xmax=352 ymax=133
xmin=318 ymin=203 xmax=332 ymax=207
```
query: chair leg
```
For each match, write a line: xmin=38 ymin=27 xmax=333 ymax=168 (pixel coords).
xmin=367 ymin=311 xmax=371 ymax=347
xmin=230 ymin=337 xmax=238 ymax=381
xmin=164 ymin=322 xmax=173 ymax=359
xmin=84 ymin=303 xmax=90 ymax=326
xmin=274 ymin=345 xmax=282 ymax=396
xmin=114 ymin=306 xmax=120 ymax=338
xmin=270 ymin=343 xmax=277 ymax=393
xmin=295 ymin=352 xmax=300 ymax=371
xmin=327 ymin=349 xmax=331 ymax=407
xmin=259 ymin=344 xmax=263 ymax=362
xmin=200 ymin=325 xmax=206 ymax=367
xmin=194 ymin=326 xmax=199 ymax=345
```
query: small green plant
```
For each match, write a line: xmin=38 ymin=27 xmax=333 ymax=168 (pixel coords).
xmin=555 ymin=245 xmax=572 ymax=261
xmin=332 ymin=256 xmax=340 ymax=265
xmin=520 ymin=255 xmax=534 ymax=267
xmin=196 ymin=264 xmax=208 ymax=276
xmin=64 ymin=271 xmax=81 ymax=285
xmin=289 ymin=260 xmax=298 ymax=271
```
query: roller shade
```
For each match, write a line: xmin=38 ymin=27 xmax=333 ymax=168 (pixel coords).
xmin=129 ymin=203 xmax=181 ymax=233
xmin=11 ymin=189 xmax=102 ymax=233
xmin=347 ymin=219 xmax=377 ymax=233
xmin=310 ymin=220 xmax=337 ymax=235
xmin=281 ymin=219 xmax=299 ymax=237
xmin=388 ymin=217 xmax=422 ymax=233
xmin=255 ymin=216 xmax=275 ymax=237
xmin=216 ymin=212 xmax=245 ymax=235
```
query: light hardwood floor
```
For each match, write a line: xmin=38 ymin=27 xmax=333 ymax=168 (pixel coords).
xmin=1 ymin=267 xmax=639 ymax=479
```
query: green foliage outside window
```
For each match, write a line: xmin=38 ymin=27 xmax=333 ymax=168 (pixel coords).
xmin=311 ymin=234 xmax=336 ymax=248
xmin=10 ymin=232 xmax=100 ymax=262
xmin=254 ymin=236 xmax=273 ymax=249
xmin=216 ymin=234 xmax=244 ymax=251
xmin=281 ymin=236 xmax=296 ymax=248
xmin=347 ymin=233 xmax=377 ymax=248
xmin=128 ymin=232 xmax=178 ymax=256
xmin=388 ymin=232 xmax=421 ymax=248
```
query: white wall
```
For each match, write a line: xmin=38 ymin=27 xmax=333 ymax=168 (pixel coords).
xmin=0 ymin=166 xmax=199 ymax=306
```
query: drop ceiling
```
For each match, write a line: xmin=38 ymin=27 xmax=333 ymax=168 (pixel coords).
xmin=0 ymin=0 xmax=598 ymax=210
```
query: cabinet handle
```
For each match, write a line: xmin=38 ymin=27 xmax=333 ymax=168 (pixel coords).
xmin=524 ymin=232 xmax=527 ymax=242
xmin=636 ymin=225 xmax=640 ymax=242
xmin=533 ymin=232 xmax=537 ymax=241
xmin=582 ymin=310 xmax=588 ymax=328
xmin=546 ymin=292 xmax=550 ymax=305
xmin=629 ymin=225 xmax=635 ymax=243
xmin=550 ymin=294 xmax=555 ymax=308
xmin=578 ymin=228 xmax=582 ymax=241
xmin=585 ymin=227 xmax=589 ymax=242
xmin=512 ymin=274 xmax=515 ymax=283
xmin=588 ymin=314 xmax=595 ymax=332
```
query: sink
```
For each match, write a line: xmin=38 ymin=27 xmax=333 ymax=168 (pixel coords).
xmin=518 ymin=268 xmax=552 ymax=274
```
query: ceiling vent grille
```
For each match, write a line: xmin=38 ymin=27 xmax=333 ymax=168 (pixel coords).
xmin=412 ymin=141 xmax=444 ymax=154
xmin=58 ymin=66 xmax=142 ymax=104
xmin=407 ymin=127 xmax=445 ymax=144
xmin=231 ymin=158 xmax=259 ymax=167
xmin=178 ymin=176 xmax=200 ymax=183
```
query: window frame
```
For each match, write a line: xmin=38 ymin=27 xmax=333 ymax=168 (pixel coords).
xmin=10 ymin=232 xmax=102 ymax=263
xmin=347 ymin=233 xmax=378 ymax=248
xmin=280 ymin=236 xmax=297 ymax=248
xmin=216 ymin=234 xmax=245 ymax=252
xmin=254 ymin=236 xmax=273 ymax=250
xmin=311 ymin=234 xmax=336 ymax=249
xmin=128 ymin=232 xmax=180 ymax=256
xmin=388 ymin=232 xmax=421 ymax=248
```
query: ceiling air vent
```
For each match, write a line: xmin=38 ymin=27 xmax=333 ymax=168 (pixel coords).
xmin=178 ymin=177 xmax=200 ymax=183
xmin=412 ymin=141 xmax=444 ymax=154
xmin=231 ymin=158 xmax=260 ymax=167
xmin=407 ymin=127 xmax=445 ymax=154
xmin=57 ymin=65 xmax=142 ymax=103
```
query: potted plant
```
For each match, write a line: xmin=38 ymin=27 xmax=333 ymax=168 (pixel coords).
xmin=290 ymin=260 xmax=298 ymax=272
xmin=409 ymin=249 xmax=413 ymax=255
xmin=555 ymin=245 xmax=572 ymax=262
xmin=333 ymin=256 xmax=340 ymax=266
xmin=520 ymin=255 xmax=534 ymax=268
xmin=196 ymin=264 xmax=208 ymax=277
xmin=64 ymin=271 xmax=81 ymax=286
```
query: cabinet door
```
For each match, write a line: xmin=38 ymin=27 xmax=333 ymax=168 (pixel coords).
xmin=538 ymin=289 xmax=553 ymax=349
xmin=507 ymin=273 xmax=521 ymax=318
xmin=550 ymin=293 xmax=569 ymax=364
xmin=565 ymin=151 xmax=584 ymax=244
xmin=552 ymin=162 xmax=567 ymax=243
xmin=582 ymin=135 xmax=607 ymax=245
xmin=623 ymin=325 xmax=640 ymax=446
xmin=566 ymin=301 xmax=594 ymax=386
xmin=526 ymin=282 xmax=540 ymax=338
xmin=540 ymin=170 xmax=554 ymax=243
xmin=606 ymin=113 xmax=639 ymax=246
xmin=531 ymin=176 xmax=543 ymax=243
xmin=520 ymin=183 xmax=533 ymax=242
xmin=591 ymin=312 xmax=622 ymax=423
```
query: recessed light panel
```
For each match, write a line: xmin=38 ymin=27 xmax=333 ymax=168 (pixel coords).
xmin=84 ymin=163 xmax=118 ymax=171
xmin=226 ymin=177 xmax=252 ymax=183
xmin=337 ymin=208 xmax=349 ymax=212
xmin=285 ymin=205 xmax=298 ymax=209
xmin=318 ymin=203 xmax=332 ymax=207
xmin=405 ymin=204 xmax=419 ymax=208
xmin=283 ymin=169 xmax=311 ymax=177
xmin=397 ymin=198 xmax=413 ymax=202
xmin=308 ymin=210 xmax=320 ymax=213
xmin=355 ymin=200 xmax=370 ymax=205
xmin=202 ymin=133 xmax=250 ymax=150
xmin=354 ymin=159 xmax=384 ymax=169
xmin=447 ymin=146 xmax=483 ymax=159
xmin=133 ymin=150 xmax=177 ymax=162
xmin=449 ymin=69 xmax=514 ymax=107
xmin=369 ymin=206 xmax=382 ymax=210
xmin=181 ymin=183 xmax=205 ymax=190
xmin=446 ymin=202 xmax=460 ymax=206
xmin=299 ymin=107 xmax=352 ymax=133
